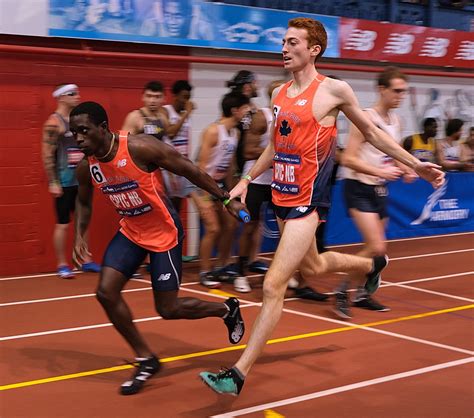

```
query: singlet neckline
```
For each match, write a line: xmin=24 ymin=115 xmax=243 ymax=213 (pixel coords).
xmin=370 ymin=108 xmax=395 ymax=126
xmin=285 ymin=75 xmax=325 ymax=100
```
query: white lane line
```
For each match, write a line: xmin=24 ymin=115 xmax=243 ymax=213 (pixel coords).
xmin=0 ymin=286 xmax=152 ymax=307
xmin=382 ymin=271 xmax=474 ymax=287
xmin=210 ymin=357 xmax=474 ymax=418
xmin=0 ymin=280 xmax=197 ymax=307
xmin=0 ymin=299 xmax=259 ymax=342
xmin=258 ymin=248 xmax=472 ymax=263
xmin=280 ymin=306 xmax=473 ymax=355
xmin=381 ymin=281 xmax=474 ymax=303
xmin=0 ymin=271 xmax=85 ymax=281
xmin=2 ymin=232 xmax=472 ymax=282
xmin=326 ymin=231 xmax=474 ymax=248
xmin=390 ymin=248 xmax=473 ymax=261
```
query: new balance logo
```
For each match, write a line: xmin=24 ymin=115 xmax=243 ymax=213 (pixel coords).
xmin=117 ymin=159 xmax=127 ymax=168
xmin=420 ymin=37 xmax=450 ymax=58
xmin=295 ymin=99 xmax=307 ymax=106
xmin=295 ymin=206 xmax=309 ymax=213
xmin=383 ymin=33 xmax=414 ymax=55
xmin=157 ymin=273 xmax=171 ymax=281
xmin=454 ymin=41 xmax=474 ymax=61
xmin=344 ymin=29 xmax=377 ymax=51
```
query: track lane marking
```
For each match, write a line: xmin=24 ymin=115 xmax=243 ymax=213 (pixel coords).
xmin=210 ymin=357 xmax=474 ymax=418
xmin=1 ymin=304 xmax=472 ymax=391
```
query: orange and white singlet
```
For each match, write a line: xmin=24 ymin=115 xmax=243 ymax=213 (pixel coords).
xmin=88 ymin=131 xmax=180 ymax=252
xmin=272 ymin=76 xmax=337 ymax=207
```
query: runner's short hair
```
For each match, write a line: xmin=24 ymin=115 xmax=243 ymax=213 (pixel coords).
xmin=70 ymin=101 xmax=108 ymax=126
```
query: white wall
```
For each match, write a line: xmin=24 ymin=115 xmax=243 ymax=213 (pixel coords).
xmin=1 ymin=0 xmax=48 ymax=36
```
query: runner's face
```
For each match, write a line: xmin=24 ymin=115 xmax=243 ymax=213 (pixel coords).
xmin=233 ymin=104 xmax=251 ymax=122
xmin=70 ymin=114 xmax=105 ymax=156
xmin=60 ymin=89 xmax=81 ymax=107
xmin=425 ymin=122 xmax=437 ymax=138
xmin=175 ymin=90 xmax=191 ymax=111
xmin=380 ymin=78 xmax=408 ymax=109
xmin=282 ymin=27 xmax=319 ymax=71
xmin=143 ymin=90 xmax=164 ymax=112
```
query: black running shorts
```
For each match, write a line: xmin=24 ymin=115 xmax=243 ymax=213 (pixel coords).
xmin=54 ymin=186 xmax=78 ymax=224
xmin=343 ymin=179 xmax=388 ymax=220
xmin=245 ymin=183 xmax=273 ymax=221
xmin=102 ymin=231 xmax=182 ymax=291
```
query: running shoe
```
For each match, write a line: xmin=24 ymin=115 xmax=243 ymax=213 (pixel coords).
xmin=223 ymin=298 xmax=245 ymax=344
xmin=81 ymin=262 xmax=101 ymax=273
xmin=233 ymin=276 xmax=251 ymax=293
xmin=57 ymin=265 xmax=75 ymax=279
xmin=247 ymin=260 xmax=269 ymax=274
xmin=199 ymin=271 xmax=221 ymax=289
xmin=200 ymin=367 xmax=244 ymax=396
xmin=333 ymin=291 xmax=352 ymax=319
xmin=294 ymin=286 xmax=329 ymax=301
xmin=120 ymin=355 xmax=161 ymax=395
xmin=353 ymin=295 xmax=390 ymax=312
xmin=365 ymin=255 xmax=389 ymax=294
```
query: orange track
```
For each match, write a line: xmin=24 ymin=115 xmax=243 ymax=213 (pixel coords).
xmin=1 ymin=233 xmax=473 ymax=417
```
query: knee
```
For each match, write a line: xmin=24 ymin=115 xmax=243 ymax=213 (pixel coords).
xmin=156 ymin=304 xmax=180 ymax=320
xmin=367 ymin=242 xmax=387 ymax=257
xmin=96 ymin=286 xmax=118 ymax=307
xmin=262 ymin=276 xmax=287 ymax=301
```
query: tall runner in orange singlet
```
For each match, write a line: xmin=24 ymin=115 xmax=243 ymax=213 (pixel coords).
xmin=200 ymin=17 xmax=445 ymax=395
xmin=70 ymin=102 xmax=246 ymax=396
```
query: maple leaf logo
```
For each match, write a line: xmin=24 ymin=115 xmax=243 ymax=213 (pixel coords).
xmin=279 ymin=120 xmax=292 ymax=137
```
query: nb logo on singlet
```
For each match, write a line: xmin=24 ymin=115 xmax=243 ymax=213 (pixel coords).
xmin=158 ymin=273 xmax=171 ymax=281
xmin=295 ymin=99 xmax=307 ymax=106
xmin=117 ymin=159 xmax=127 ymax=168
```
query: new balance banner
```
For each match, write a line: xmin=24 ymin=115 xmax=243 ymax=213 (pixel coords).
xmin=340 ymin=18 xmax=474 ymax=69
xmin=325 ymin=172 xmax=474 ymax=246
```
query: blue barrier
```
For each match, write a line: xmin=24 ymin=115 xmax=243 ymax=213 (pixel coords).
xmin=325 ymin=172 xmax=474 ymax=245
xmin=261 ymin=172 xmax=474 ymax=250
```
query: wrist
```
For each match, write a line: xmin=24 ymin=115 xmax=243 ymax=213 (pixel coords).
xmin=241 ymin=174 xmax=253 ymax=183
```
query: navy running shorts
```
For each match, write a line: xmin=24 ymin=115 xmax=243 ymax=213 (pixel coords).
xmin=55 ymin=186 xmax=78 ymax=224
xmin=102 ymin=231 xmax=182 ymax=291
xmin=343 ymin=179 xmax=388 ymax=220
xmin=246 ymin=183 xmax=273 ymax=221
xmin=273 ymin=204 xmax=328 ymax=222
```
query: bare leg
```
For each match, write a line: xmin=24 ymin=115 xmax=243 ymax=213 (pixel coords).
xmin=198 ymin=200 xmax=220 ymax=272
xmin=234 ymin=213 xmax=320 ymax=376
xmin=96 ymin=267 xmax=153 ymax=358
xmin=347 ymin=210 xmax=388 ymax=287
xmin=217 ymin=208 xmax=238 ymax=267
xmin=54 ymin=223 xmax=69 ymax=267
xmin=154 ymin=290 xmax=227 ymax=319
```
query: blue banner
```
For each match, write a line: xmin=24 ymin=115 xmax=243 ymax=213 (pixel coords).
xmin=48 ymin=0 xmax=340 ymax=56
xmin=325 ymin=172 xmax=474 ymax=245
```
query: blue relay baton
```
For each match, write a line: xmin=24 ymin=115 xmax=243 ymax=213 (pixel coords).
xmin=238 ymin=209 xmax=251 ymax=223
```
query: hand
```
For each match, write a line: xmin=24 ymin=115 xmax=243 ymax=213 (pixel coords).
xmin=413 ymin=161 xmax=445 ymax=189
xmin=73 ymin=237 xmax=92 ymax=268
xmin=224 ymin=198 xmax=250 ymax=222
xmin=184 ymin=100 xmax=196 ymax=114
xmin=402 ymin=168 xmax=418 ymax=183
xmin=229 ymin=178 xmax=250 ymax=204
xmin=49 ymin=182 xmax=63 ymax=197
xmin=379 ymin=166 xmax=403 ymax=181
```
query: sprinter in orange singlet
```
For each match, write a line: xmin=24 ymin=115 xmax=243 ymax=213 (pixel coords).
xmin=200 ymin=17 xmax=445 ymax=396
xmin=70 ymin=102 xmax=246 ymax=396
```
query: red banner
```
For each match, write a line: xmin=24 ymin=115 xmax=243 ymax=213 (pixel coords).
xmin=340 ymin=18 xmax=474 ymax=69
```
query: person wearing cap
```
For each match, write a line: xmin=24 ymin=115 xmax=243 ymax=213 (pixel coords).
xmin=42 ymin=83 xmax=100 ymax=279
